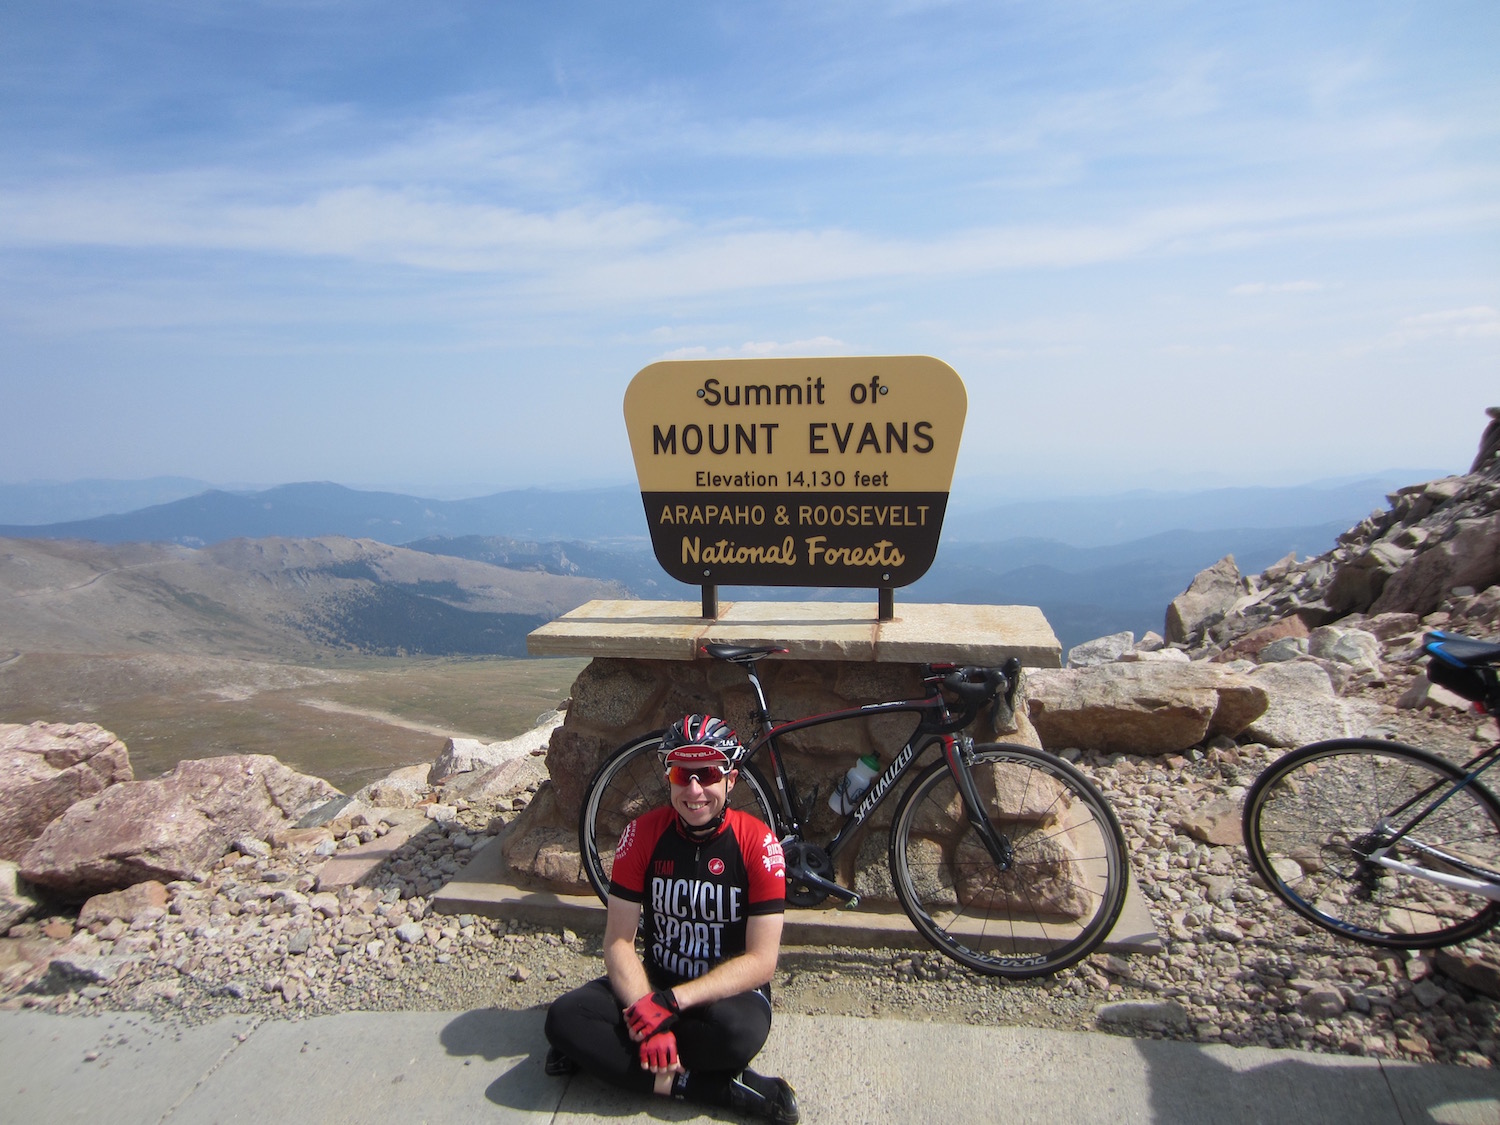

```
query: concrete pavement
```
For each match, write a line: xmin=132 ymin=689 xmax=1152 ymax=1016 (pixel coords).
xmin=4 ymin=1005 xmax=1499 ymax=1125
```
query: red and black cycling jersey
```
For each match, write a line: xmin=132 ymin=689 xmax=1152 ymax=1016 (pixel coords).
xmin=609 ymin=806 xmax=786 ymax=988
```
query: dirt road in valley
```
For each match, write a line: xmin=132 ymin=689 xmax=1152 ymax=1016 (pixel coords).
xmin=297 ymin=697 xmax=493 ymax=743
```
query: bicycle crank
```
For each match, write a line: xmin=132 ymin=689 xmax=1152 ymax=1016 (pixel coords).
xmin=782 ymin=841 xmax=858 ymax=908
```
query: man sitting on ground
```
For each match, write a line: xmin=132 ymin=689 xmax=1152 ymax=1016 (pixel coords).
xmin=544 ymin=714 xmax=797 ymax=1124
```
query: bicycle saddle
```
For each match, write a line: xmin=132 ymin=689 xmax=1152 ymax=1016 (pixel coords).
xmin=1426 ymin=632 xmax=1500 ymax=665
xmin=701 ymin=643 xmax=788 ymax=663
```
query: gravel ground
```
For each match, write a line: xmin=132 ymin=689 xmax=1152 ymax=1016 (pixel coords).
xmin=4 ymin=688 xmax=1499 ymax=1071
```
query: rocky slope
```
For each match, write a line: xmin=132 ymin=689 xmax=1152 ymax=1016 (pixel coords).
xmin=1160 ymin=417 xmax=1500 ymax=658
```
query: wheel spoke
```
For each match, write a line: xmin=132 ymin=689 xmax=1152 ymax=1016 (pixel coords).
xmin=1245 ymin=739 xmax=1500 ymax=948
xmin=890 ymin=745 xmax=1126 ymax=977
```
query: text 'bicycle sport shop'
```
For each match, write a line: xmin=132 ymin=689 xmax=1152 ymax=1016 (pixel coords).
xmin=623 ymin=356 xmax=968 ymax=617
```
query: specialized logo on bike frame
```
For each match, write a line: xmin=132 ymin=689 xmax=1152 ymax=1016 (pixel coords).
xmin=623 ymin=356 xmax=967 ymax=588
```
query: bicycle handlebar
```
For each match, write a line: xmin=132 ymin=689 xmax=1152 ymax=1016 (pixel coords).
xmin=942 ymin=666 xmax=1005 ymax=705
xmin=926 ymin=660 xmax=1022 ymax=733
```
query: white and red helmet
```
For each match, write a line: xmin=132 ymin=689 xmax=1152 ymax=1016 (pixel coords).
xmin=658 ymin=714 xmax=744 ymax=768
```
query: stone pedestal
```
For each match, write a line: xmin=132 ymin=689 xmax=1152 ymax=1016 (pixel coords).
xmin=503 ymin=600 xmax=1060 ymax=895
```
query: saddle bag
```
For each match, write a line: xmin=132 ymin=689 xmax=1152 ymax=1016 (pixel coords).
xmin=1425 ymin=653 xmax=1494 ymax=704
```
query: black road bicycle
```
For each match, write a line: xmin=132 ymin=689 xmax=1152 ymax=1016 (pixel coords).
xmin=578 ymin=644 xmax=1128 ymax=978
xmin=1243 ymin=631 xmax=1500 ymax=948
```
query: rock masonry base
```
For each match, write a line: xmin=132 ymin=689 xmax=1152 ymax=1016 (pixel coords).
xmin=506 ymin=599 xmax=1062 ymax=900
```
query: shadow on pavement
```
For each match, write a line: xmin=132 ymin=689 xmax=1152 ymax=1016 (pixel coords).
xmin=439 ymin=1006 xmax=738 ymax=1121
xmin=1137 ymin=1036 xmax=1500 ymax=1125
xmin=440 ymin=1006 xmax=564 ymax=1114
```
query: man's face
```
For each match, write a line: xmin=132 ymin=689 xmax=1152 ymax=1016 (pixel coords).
xmin=668 ymin=763 xmax=737 ymax=827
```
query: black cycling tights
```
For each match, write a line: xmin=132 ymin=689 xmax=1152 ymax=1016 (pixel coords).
xmin=544 ymin=977 xmax=772 ymax=1093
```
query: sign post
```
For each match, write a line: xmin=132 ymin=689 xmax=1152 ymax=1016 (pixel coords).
xmin=624 ymin=356 xmax=967 ymax=619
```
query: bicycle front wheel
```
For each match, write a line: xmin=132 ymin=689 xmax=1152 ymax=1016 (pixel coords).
xmin=577 ymin=731 xmax=778 ymax=903
xmin=1244 ymin=738 xmax=1500 ymax=948
xmin=889 ymin=743 xmax=1127 ymax=978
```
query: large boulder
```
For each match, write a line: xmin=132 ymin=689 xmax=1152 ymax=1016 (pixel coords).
xmin=19 ymin=754 xmax=339 ymax=900
xmin=0 ymin=859 xmax=41 ymax=933
xmin=1025 ymin=663 xmax=1268 ymax=755
xmin=427 ymin=711 xmax=565 ymax=786
xmin=78 ymin=880 xmax=170 ymax=931
xmin=1324 ymin=541 xmax=1414 ymax=614
xmin=0 ymin=722 xmax=133 ymax=862
xmin=429 ymin=738 xmax=494 ymax=784
xmin=1370 ymin=514 xmax=1500 ymax=617
xmin=1066 ymin=632 xmax=1135 ymax=668
xmin=1474 ymin=406 xmax=1500 ymax=473
xmin=443 ymin=755 xmax=549 ymax=803
xmin=1212 ymin=617 xmax=1310 ymax=663
xmin=1307 ymin=625 xmax=1382 ymax=676
xmin=544 ymin=725 xmax=615 ymax=820
xmin=499 ymin=786 xmax=584 ymax=891
xmin=1242 ymin=661 xmax=1350 ymax=747
xmin=352 ymin=764 xmax=431 ymax=809
xmin=1165 ymin=557 xmax=1244 ymax=645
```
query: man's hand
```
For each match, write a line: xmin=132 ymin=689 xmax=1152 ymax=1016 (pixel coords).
xmin=639 ymin=1030 xmax=679 ymax=1073
xmin=623 ymin=990 xmax=679 ymax=1040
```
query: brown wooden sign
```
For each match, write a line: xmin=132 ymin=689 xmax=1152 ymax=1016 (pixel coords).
xmin=624 ymin=356 xmax=967 ymax=588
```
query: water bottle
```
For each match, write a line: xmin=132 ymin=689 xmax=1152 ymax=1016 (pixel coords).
xmin=828 ymin=754 xmax=880 ymax=815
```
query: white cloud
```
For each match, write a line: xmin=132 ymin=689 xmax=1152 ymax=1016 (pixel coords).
xmin=658 ymin=337 xmax=845 ymax=360
xmin=644 ymin=324 xmax=742 ymax=344
xmin=1231 ymin=280 xmax=1326 ymax=295
xmin=1391 ymin=305 xmax=1500 ymax=343
xmin=1159 ymin=343 xmax=1235 ymax=356
xmin=2 ymin=164 xmax=1493 ymax=326
xmin=0 ymin=181 xmax=678 ymax=272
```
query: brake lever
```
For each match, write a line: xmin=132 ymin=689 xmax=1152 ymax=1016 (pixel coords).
xmin=988 ymin=658 xmax=1023 ymax=732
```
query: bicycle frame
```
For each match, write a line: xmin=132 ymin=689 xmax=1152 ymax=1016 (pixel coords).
xmin=1364 ymin=738 xmax=1500 ymax=900
xmin=732 ymin=658 xmax=1011 ymax=907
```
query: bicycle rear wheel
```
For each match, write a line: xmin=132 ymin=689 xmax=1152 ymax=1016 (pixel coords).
xmin=1244 ymin=738 xmax=1500 ymax=948
xmin=577 ymin=731 xmax=778 ymax=903
xmin=889 ymin=743 xmax=1127 ymax=978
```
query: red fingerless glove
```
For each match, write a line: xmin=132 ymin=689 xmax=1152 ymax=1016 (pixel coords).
xmin=624 ymin=989 xmax=680 ymax=1038
xmin=639 ymin=1030 xmax=679 ymax=1071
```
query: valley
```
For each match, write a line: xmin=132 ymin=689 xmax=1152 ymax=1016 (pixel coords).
xmin=0 ymin=652 xmax=585 ymax=794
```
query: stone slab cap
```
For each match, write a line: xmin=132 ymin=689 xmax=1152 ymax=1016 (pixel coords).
xmin=527 ymin=599 xmax=708 ymax=660
xmin=874 ymin=603 xmax=1059 ymax=667
xmin=528 ymin=599 xmax=1061 ymax=668
xmin=702 ymin=600 xmax=888 ymax=660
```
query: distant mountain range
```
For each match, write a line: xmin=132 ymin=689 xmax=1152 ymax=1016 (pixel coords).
xmin=940 ymin=477 xmax=1410 ymax=547
xmin=0 ymin=482 xmax=650 ymax=546
xmin=0 ymin=474 xmax=1425 ymax=653
xmin=0 ymin=476 xmax=216 ymax=525
xmin=905 ymin=523 xmax=1348 ymax=647
xmin=0 ymin=474 xmax=1412 ymax=548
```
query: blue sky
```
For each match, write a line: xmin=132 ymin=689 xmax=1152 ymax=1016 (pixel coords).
xmin=2 ymin=1 xmax=1496 ymax=496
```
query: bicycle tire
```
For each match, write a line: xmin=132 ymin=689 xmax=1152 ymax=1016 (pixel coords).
xmin=888 ymin=742 xmax=1128 ymax=978
xmin=1243 ymin=738 xmax=1500 ymax=948
xmin=577 ymin=730 xmax=778 ymax=904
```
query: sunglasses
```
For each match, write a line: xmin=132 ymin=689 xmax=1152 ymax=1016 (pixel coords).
xmin=666 ymin=764 xmax=730 ymax=787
